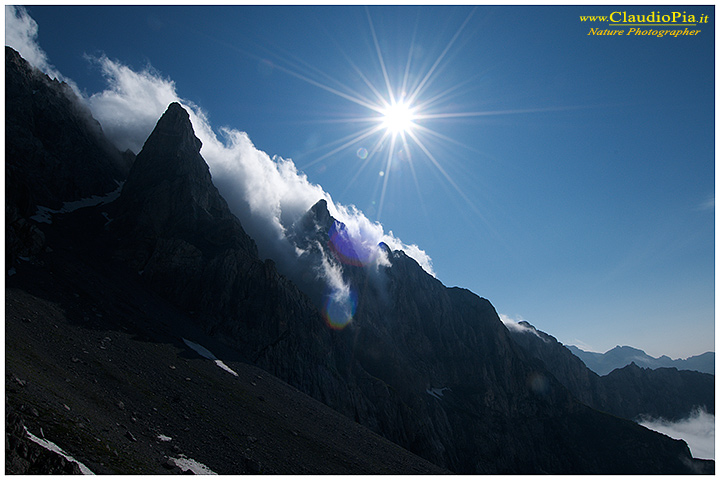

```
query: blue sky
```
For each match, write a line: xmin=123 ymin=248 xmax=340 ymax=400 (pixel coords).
xmin=9 ymin=5 xmax=714 ymax=358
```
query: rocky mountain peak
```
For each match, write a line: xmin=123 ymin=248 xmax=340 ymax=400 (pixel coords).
xmin=288 ymin=198 xmax=335 ymax=252
xmin=126 ymin=102 xmax=206 ymax=187
xmin=5 ymin=46 xmax=131 ymax=270
xmin=143 ymin=102 xmax=202 ymax=154
xmin=306 ymin=198 xmax=334 ymax=233
xmin=112 ymin=102 xmax=256 ymax=259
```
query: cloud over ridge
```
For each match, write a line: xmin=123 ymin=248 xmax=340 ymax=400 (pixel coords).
xmin=5 ymin=5 xmax=77 ymax=91
xmin=84 ymin=56 xmax=436 ymax=279
xmin=4 ymin=6 xmax=434 ymax=297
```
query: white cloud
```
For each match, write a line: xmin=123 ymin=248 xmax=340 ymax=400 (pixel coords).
xmin=638 ymin=408 xmax=715 ymax=460
xmin=5 ymin=5 xmax=77 ymax=91
xmin=499 ymin=314 xmax=545 ymax=340
xmin=569 ymin=339 xmax=597 ymax=353
xmin=78 ymin=55 xmax=435 ymax=288
xmin=7 ymin=4 xmax=436 ymax=314
xmin=85 ymin=55 xmax=187 ymax=153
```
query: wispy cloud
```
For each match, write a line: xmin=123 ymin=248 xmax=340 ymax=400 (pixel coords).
xmin=569 ymin=340 xmax=597 ymax=353
xmin=85 ymin=55 xmax=185 ymax=154
xmin=5 ymin=6 xmax=77 ymax=91
xmin=638 ymin=408 xmax=715 ymax=460
xmin=499 ymin=314 xmax=546 ymax=340
xmin=698 ymin=195 xmax=714 ymax=211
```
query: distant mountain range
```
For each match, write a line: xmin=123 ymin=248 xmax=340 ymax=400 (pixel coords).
xmin=567 ymin=345 xmax=715 ymax=376
xmin=5 ymin=46 xmax=714 ymax=475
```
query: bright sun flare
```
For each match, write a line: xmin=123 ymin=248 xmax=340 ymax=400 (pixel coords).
xmin=380 ymin=100 xmax=416 ymax=135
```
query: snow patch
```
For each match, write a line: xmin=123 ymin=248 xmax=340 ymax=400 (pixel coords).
xmin=61 ymin=184 xmax=122 ymax=212
xmin=157 ymin=434 xmax=172 ymax=442
xmin=30 ymin=184 xmax=123 ymax=224
xmin=426 ymin=387 xmax=451 ymax=400
xmin=170 ymin=455 xmax=217 ymax=475
xmin=215 ymin=360 xmax=239 ymax=377
xmin=24 ymin=427 xmax=94 ymax=474
xmin=101 ymin=211 xmax=113 ymax=226
xmin=182 ymin=338 xmax=239 ymax=377
xmin=31 ymin=206 xmax=57 ymax=224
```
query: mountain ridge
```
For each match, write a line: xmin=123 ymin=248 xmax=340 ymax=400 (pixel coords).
xmin=507 ymin=320 xmax=714 ymax=422
xmin=5 ymin=48 xmax=713 ymax=474
xmin=568 ymin=344 xmax=715 ymax=376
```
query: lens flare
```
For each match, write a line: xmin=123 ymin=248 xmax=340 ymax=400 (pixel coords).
xmin=322 ymin=287 xmax=357 ymax=330
xmin=329 ymin=220 xmax=377 ymax=267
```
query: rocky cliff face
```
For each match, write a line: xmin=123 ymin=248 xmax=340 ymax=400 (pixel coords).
xmin=278 ymin=199 xmax=713 ymax=473
xmin=5 ymin=47 xmax=714 ymax=474
xmin=5 ymin=47 xmax=131 ymax=210
xmin=5 ymin=46 xmax=132 ymax=270
xmin=508 ymin=321 xmax=714 ymax=422
xmin=108 ymin=103 xmax=351 ymax=401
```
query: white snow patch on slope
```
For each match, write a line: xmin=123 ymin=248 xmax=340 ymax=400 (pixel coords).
xmin=157 ymin=434 xmax=172 ymax=442
xmin=170 ymin=455 xmax=217 ymax=475
xmin=30 ymin=184 xmax=123 ymax=224
xmin=31 ymin=206 xmax=57 ymax=224
xmin=182 ymin=338 xmax=238 ymax=377
xmin=426 ymin=387 xmax=450 ymax=400
xmin=25 ymin=427 xmax=94 ymax=474
xmin=214 ymin=360 xmax=238 ymax=377
xmin=61 ymin=184 xmax=122 ymax=212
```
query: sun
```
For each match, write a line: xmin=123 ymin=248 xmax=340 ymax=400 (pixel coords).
xmin=380 ymin=100 xmax=416 ymax=135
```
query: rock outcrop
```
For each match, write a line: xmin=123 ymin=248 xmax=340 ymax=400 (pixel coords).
xmin=5 ymin=405 xmax=83 ymax=475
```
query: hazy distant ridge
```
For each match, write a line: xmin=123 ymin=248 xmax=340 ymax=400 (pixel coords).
xmin=567 ymin=345 xmax=714 ymax=376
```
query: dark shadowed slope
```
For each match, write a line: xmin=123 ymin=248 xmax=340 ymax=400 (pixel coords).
xmin=6 ymin=271 xmax=447 ymax=474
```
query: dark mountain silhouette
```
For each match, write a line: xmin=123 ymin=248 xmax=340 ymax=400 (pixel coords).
xmin=568 ymin=344 xmax=715 ymax=376
xmin=5 ymin=47 xmax=713 ymax=474
xmin=5 ymin=46 xmax=132 ymax=271
xmin=508 ymin=321 xmax=714 ymax=422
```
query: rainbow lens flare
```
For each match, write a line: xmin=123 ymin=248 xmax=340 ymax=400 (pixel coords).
xmin=322 ymin=288 xmax=358 ymax=330
xmin=328 ymin=220 xmax=371 ymax=267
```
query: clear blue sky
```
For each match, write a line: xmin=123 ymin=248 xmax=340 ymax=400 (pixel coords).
xmin=13 ymin=5 xmax=715 ymax=358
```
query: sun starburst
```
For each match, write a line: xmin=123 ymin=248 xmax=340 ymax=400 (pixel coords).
xmin=252 ymin=7 xmax=492 ymax=222
xmin=380 ymin=100 xmax=416 ymax=135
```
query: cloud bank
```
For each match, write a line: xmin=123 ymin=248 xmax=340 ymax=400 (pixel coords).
xmin=5 ymin=6 xmax=434 ymax=323
xmin=82 ymin=56 xmax=434 ymax=277
xmin=638 ymin=408 xmax=715 ymax=460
